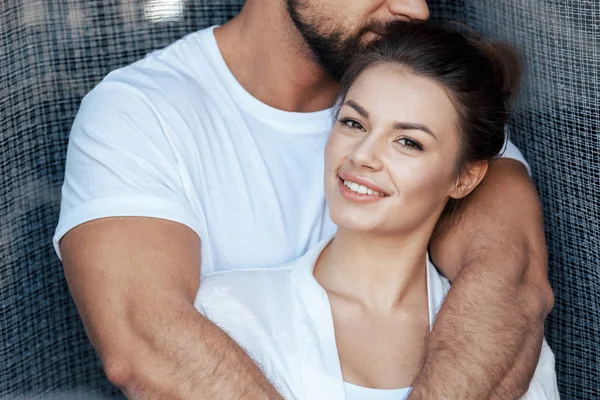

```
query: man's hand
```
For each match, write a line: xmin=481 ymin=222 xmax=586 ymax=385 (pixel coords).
xmin=61 ymin=217 xmax=282 ymax=400
xmin=409 ymin=159 xmax=554 ymax=399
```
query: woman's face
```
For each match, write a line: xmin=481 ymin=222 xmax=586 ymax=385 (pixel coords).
xmin=324 ymin=63 xmax=466 ymax=235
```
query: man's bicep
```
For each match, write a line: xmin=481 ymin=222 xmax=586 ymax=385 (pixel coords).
xmin=54 ymin=82 xmax=201 ymax=256
xmin=60 ymin=217 xmax=202 ymax=357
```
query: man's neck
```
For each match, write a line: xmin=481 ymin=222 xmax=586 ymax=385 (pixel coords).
xmin=214 ymin=0 xmax=340 ymax=113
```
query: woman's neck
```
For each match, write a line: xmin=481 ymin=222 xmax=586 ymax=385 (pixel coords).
xmin=314 ymin=228 xmax=431 ymax=311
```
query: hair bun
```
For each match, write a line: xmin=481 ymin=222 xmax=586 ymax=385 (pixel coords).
xmin=484 ymin=41 xmax=522 ymax=107
xmin=441 ymin=22 xmax=522 ymax=111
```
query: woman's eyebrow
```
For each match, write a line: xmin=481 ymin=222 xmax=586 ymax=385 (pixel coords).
xmin=343 ymin=100 xmax=437 ymax=140
xmin=393 ymin=122 xmax=438 ymax=140
xmin=343 ymin=100 xmax=369 ymax=119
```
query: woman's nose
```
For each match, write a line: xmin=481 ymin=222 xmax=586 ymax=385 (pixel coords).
xmin=348 ymin=136 xmax=384 ymax=171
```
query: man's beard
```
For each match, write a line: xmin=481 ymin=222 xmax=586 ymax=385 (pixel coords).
xmin=286 ymin=0 xmax=385 ymax=81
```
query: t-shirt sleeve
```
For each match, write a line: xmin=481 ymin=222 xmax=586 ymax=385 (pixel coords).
xmin=53 ymin=81 xmax=202 ymax=260
xmin=499 ymin=125 xmax=532 ymax=176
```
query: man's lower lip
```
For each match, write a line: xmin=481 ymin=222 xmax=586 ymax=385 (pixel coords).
xmin=338 ymin=177 xmax=386 ymax=203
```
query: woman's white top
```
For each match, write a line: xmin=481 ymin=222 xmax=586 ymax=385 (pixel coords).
xmin=344 ymin=382 xmax=411 ymax=399
xmin=194 ymin=238 xmax=560 ymax=399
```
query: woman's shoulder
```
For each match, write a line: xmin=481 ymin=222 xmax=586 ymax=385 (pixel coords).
xmin=201 ymin=265 xmax=293 ymax=285
xmin=196 ymin=238 xmax=329 ymax=308
xmin=195 ymin=266 xmax=293 ymax=308
xmin=194 ymin=266 xmax=302 ymax=397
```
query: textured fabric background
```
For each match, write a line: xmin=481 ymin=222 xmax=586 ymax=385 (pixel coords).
xmin=0 ymin=1 xmax=597 ymax=398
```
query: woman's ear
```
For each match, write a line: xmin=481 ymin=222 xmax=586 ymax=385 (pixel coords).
xmin=449 ymin=161 xmax=489 ymax=199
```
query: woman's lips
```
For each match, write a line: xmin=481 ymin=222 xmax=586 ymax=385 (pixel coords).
xmin=338 ymin=171 xmax=391 ymax=195
xmin=337 ymin=176 xmax=389 ymax=204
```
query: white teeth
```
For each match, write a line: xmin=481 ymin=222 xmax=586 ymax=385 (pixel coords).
xmin=343 ymin=179 xmax=386 ymax=197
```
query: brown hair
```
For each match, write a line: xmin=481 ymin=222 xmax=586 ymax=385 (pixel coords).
xmin=335 ymin=21 xmax=521 ymax=219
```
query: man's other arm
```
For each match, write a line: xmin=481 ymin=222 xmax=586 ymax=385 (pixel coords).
xmin=408 ymin=159 xmax=554 ymax=399
xmin=61 ymin=217 xmax=282 ymax=399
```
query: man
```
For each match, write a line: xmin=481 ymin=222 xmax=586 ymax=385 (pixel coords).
xmin=55 ymin=0 xmax=554 ymax=398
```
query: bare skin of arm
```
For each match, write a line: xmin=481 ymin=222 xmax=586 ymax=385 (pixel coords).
xmin=408 ymin=159 xmax=554 ymax=399
xmin=61 ymin=217 xmax=282 ymax=400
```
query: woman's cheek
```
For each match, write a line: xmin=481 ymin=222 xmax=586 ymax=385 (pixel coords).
xmin=323 ymin=135 xmax=336 ymax=170
xmin=325 ymin=131 xmax=349 ymax=166
xmin=391 ymin=157 xmax=444 ymax=200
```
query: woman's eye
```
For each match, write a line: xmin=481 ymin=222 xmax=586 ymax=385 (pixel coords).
xmin=339 ymin=118 xmax=365 ymax=131
xmin=397 ymin=138 xmax=423 ymax=151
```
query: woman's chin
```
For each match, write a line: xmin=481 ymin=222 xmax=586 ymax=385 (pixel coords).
xmin=331 ymin=215 xmax=383 ymax=234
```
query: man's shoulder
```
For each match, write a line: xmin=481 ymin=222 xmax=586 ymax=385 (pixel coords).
xmin=86 ymin=27 xmax=217 ymax=109
xmin=71 ymin=26 xmax=224 ymax=149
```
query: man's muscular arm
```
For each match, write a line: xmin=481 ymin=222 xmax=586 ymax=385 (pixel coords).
xmin=409 ymin=159 xmax=554 ymax=399
xmin=61 ymin=217 xmax=282 ymax=400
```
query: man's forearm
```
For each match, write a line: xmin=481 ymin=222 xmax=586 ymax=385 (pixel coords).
xmin=409 ymin=261 xmax=546 ymax=399
xmin=491 ymin=321 xmax=544 ymax=399
xmin=61 ymin=218 xmax=281 ymax=400
xmin=104 ymin=303 xmax=282 ymax=400
xmin=408 ymin=160 xmax=553 ymax=399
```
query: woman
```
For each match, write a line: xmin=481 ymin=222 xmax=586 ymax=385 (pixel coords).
xmin=195 ymin=22 xmax=559 ymax=399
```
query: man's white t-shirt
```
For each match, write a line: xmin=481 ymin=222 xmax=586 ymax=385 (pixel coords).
xmin=195 ymin=237 xmax=560 ymax=400
xmin=53 ymin=25 xmax=530 ymax=276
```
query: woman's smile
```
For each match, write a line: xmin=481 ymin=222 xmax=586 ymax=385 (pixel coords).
xmin=338 ymin=177 xmax=389 ymax=204
xmin=337 ymin=171 xmax=390 ymax=204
